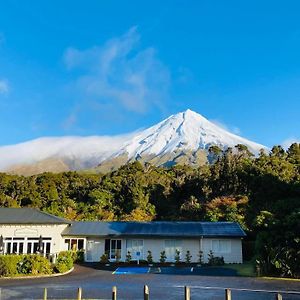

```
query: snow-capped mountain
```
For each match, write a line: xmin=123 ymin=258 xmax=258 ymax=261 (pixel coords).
xmin=0 ymin=109 xmax=266 ymax=175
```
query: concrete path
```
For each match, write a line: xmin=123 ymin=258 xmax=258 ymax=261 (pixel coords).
xmin=0 ymin=264 xmax=299 ymax=299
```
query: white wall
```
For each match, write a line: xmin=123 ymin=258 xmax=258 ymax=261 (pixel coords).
xmin=89 ymin=237 xmax=243 ymax=264
xmin=202 ymin=238 xmax=243 ymax=263
xmin=0 ymin=224 xmax=69 ymax=254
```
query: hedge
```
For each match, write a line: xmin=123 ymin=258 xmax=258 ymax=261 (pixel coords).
xmin=0 ymin=254 xmax=51 ymax=277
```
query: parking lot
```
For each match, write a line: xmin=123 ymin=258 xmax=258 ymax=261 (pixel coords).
xmin=0 ymin=264 xmax=299 ymax=299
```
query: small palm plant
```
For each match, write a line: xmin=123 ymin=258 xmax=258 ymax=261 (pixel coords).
xmin=175 ymin=249 xmax=181 ymax=264
xmin=147 ymin=250 xmax=153 ymax=264
xmin=185 ymin=250 xmax=192 ymax=264
xmin=160 ymin=250 xmax=167 ymax=263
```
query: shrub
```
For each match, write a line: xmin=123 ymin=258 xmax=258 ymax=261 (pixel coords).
xmin=185 ymin=250 xmax=192 ymax=263
xmin=126 ymin=251 xmax=132 ymax=263
xmin=147 ymin=250 xmax=153 ymax=264
xmin=198 ymin=250 xmax=203 ymax=264
xmin=0 ymin=254 xmax=52 ymax=277
xmin=100 ymin=253 xmax=109 ymax=263
xmin=74 ymin=250 xmax=85 ymax=263
xmin=207 ymin=250 xmax=224 ymax=266
xmin=55 ymin=251 xmax=74 ymax=273
xmin=160 ymin=250 xmax=167 ymax=263
xmin=175 ymin=249 xmax=181 ymax=264
xmin=18 ymin=255 xmax=52 ymax=275
xmin=0 ymin=255 xmax=23 ymax=277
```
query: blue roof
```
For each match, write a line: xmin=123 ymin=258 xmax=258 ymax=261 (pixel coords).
xmin=62 ymin=221 xmax=246 ymax=238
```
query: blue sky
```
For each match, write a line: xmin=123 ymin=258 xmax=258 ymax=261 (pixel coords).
xmin=0 ymin=0 xmax=299 ymax=147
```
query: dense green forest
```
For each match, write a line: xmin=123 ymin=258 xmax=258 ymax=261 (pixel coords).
xmin=0 ymin=143 xmax=299 ymax=278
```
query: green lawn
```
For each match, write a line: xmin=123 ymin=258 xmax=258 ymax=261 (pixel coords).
xmin=222 ymin=261 xmax=256 ymax=277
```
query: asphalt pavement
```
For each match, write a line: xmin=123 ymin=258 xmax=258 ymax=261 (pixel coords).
xmin=0 ymin=264 xmax=299 ymax=300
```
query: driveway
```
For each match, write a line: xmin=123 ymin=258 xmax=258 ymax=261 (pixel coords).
xmin=0 ymin=264 xmax=299 ymax=300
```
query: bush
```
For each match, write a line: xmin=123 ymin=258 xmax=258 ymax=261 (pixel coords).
xmin=198 ymin=250 xmax=203 ymax=264
xmin=55 ymin=251 xmax=74 ymax=273
xmin=207 ymin=250 xmax=224 ymax=266
xmin=126 ymin=251 xmax=132 ymax=263
xmin=185 ymin=250 xmax=192 ymax=263
xmin=100 ymin=253 xmax=109 ymax=263
xmin=0 ymin=255 xmax=23 ymax=277
xmin=160 ymin=250 xmax=167 ymax=263
xmin=175 ymin=249 xmax=181 ymax=264
xmin=0 ymin=254 xmax=52 ymax=277
xmin=18 ymin=255 xmax=52 ymax=275
xmin=147 ymin=250 xmax=153 ymax=264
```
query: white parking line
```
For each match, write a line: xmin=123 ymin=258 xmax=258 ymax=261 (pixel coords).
xmin=173 ymin=285 xmax=300 ymax=295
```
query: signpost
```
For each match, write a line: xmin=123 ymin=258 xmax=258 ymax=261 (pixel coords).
xmin=136 ymin=251 xmax=141 ymax=265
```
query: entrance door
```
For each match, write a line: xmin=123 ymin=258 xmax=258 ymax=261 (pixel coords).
xmin=86 ymin=240 xmax=102 ymax=262
xmin=110 ymin=239 xmax=121 ymax=261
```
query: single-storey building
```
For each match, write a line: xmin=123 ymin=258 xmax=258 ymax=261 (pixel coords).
xmin=0 ymin=208 xmax=246 ymax=263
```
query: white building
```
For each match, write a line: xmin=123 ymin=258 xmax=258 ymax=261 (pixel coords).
xmin=0 ymin=208 xmax=246 ymax=263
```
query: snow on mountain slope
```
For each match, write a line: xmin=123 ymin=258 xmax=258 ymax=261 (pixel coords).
xmin=110 ymin=109 xmax=266 ymax=159
xmin=0 ymin=109 xmax=266 ymax=174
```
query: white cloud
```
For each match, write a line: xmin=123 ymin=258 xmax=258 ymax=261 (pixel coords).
xmin=0 ymin=79 xmax=9 ymax=95
xmin=64 ymin=27 xmax=170 ymax=115
xmin=281 ymin=137 xmax=300 ymax=149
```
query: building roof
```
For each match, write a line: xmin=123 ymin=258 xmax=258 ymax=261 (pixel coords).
xmin=62 ymin=221 xmax=246 ymax=238
xmin=0 ymin=208 xmax=71 ymax=224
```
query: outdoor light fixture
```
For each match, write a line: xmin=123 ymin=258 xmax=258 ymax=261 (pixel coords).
xmin=38 ymin=235 xmax=44 ymax=254
xmin=0 ymin=235 xmax=4 ymax=254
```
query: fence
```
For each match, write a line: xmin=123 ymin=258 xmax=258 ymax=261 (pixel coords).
xmin=27 ymin=285 xmax=285 ymax=300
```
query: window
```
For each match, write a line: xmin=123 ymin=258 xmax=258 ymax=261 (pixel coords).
xmin=126 ymin=239 xmax=143 ymax=260
xmin=211 ymin=240 xmax=231 ymax=253
xmin=64 ymin=238 xmax=85 ymax=251
xmin=164 ymin=240 xmax=182 ymax=261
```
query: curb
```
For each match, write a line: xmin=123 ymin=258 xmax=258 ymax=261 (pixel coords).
xmin=0 ymin=267 xmax=74 ymax=280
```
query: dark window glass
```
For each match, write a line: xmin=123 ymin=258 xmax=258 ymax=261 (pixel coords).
xmin=117 ymin=240 xmax=121 ymax=249
xmin=19 ymin=243 xmax=24 ymax=254
xmin=12 ymin=242 xmax=17 ymax=253
xmin=33 ymin=242 xmax=39 ymax=253
xmin=46 ymin=243 xmax=51 ymax=254
xmin=105 ymin=239 xmax=110 ymax=255
xmin=13 ymin=238 xmax=24 ymax=240
xmin=78 ymin=239 xmax=84 ymax=250
xmin=6 ymin=243 xmax=11 ymax=254
xmin=27 ymin=243 xmax=32 ymax=254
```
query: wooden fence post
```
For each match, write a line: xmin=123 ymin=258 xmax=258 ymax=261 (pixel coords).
xmin=225 ymin=288 xmax=231 ymax=300
xmin=112 ymin=286 xmax=117 ymax=300
xmin=77 ymin=287 xmax=82 ymax=300
xmin=276 ymin=293 xmax=282 ymax=300
xmin=43 ymin=288 xmax=47 ymax=300
xmin=144 ymin=285 xmax=150 ymax=300
xmin=184 ymin=286 xmax=190 ymax=300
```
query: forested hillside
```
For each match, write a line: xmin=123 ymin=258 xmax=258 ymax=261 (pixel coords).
xmin=0 ymin=143 xmax=299 ymax=278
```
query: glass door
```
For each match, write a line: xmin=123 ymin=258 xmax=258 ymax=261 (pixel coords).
xmin=110 ymin=239 xmax=121 ymax=261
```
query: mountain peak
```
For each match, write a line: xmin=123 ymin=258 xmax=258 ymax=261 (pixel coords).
xmin=0 ymin=109 xmax=267 ymax=175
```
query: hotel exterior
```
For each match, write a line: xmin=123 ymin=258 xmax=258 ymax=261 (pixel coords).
xmin=0 ymin=208 xmax=246 ymax=263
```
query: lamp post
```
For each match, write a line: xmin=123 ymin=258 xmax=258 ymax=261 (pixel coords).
xmin=0 ymin=235 xmax=4 ymax=254
xmin=37 ymin=235 xmax=44 ymax=255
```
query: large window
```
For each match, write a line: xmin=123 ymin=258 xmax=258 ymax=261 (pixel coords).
xmin=4 ymin=237 xmax=51 ymax=255
xmin=211 ymin=240 xmax=231 ymax=253
xmin=126 ymin=239 xmax=143 ymax=260
xmin=64 ymin=238 xmax=85 ymax=251
xmin=165 ymin=240 xmax=182 ymax=261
